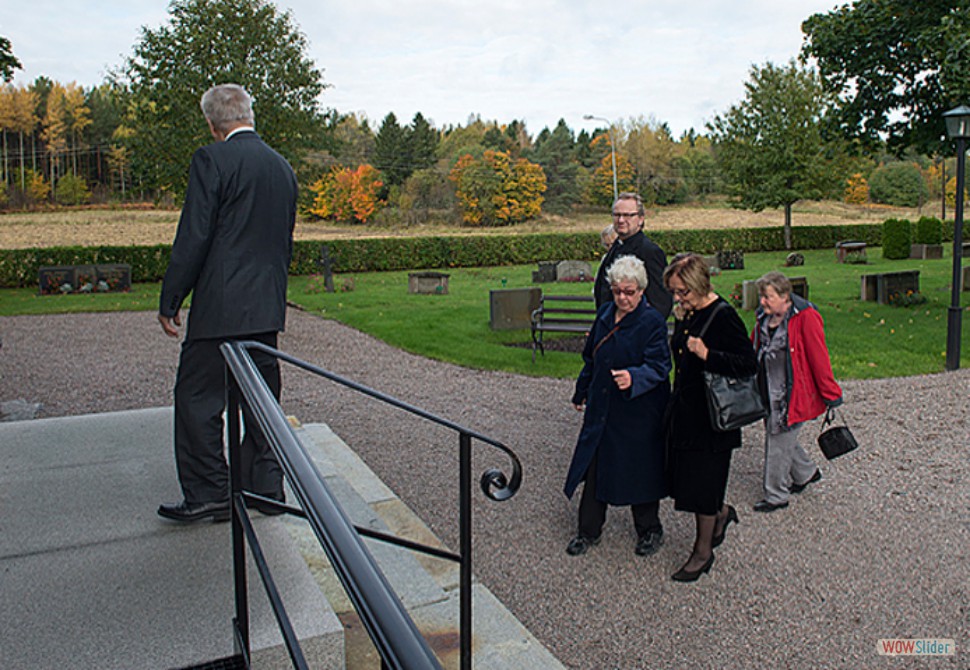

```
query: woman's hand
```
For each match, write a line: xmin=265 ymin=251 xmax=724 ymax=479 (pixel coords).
xmin=573 ymin=401 xmax=585 ymax=412
xmin=687 ymin=335 xmax=709 ymax=361
xmin=611 ymin=369 xmax=632 ymax=390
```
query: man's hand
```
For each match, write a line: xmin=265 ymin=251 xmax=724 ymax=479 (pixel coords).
xmin=158 ymin=312 xmax=182 ymax=338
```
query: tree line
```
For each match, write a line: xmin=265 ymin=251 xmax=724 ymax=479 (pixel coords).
xmin=0 ymin=0 xmax=967 ymax=234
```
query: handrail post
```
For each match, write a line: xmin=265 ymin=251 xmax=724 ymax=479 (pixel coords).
xmin=459 ymin=432 xmax=472 ymax=670
xmin=228 ymin=376 xmax=250 ymax=663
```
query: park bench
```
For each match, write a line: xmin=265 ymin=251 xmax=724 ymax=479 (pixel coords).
xmin=530 ymin=294 xmax=596 ymax=362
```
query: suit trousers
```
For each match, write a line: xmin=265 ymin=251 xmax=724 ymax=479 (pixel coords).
xmin=577 ymin=451 xmax=662 ymax=540
xmin=174 ymin=332 xmax=283 ymax=503
xmin=762 ymin=422 xmax=816 ymax=504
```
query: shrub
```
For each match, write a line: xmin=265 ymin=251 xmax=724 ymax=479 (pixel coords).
xmin=54 ymin=173 xmax=93 ymax=206
xmin=882 ymin=218 xmax=912 ymax=259
xmin=868 ymin=162 xmax=929 ymax=207
xmin=914 ymin=216 xmax=943 ymax=245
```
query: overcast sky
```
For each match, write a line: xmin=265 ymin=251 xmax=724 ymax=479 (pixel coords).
xmin=3 ymin=0 xmax=842 ymax=136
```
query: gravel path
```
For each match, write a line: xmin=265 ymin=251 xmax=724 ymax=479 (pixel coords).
xmin=2 ymin=309 xmax=967 ymax=669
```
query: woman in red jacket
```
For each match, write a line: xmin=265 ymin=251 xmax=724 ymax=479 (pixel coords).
xmin=752 ymin=272 xmax=842 ymax=512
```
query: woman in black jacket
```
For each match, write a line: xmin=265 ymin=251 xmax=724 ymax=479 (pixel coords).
xmin=663 ymin=253 xmax=758 ymax=582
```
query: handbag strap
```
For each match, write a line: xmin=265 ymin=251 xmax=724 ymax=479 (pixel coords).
xmin=591 ymin=324 xmax=621 ymax=357
xmin=696 ymin=300 xmax=727 ymax=340
xmin=819 ymin=406 xmax=851 ymax=433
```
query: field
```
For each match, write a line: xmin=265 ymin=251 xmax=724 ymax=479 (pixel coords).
xmin=0 ymin=199 xmax=939 ymax=249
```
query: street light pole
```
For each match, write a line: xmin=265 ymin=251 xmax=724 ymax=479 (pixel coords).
xmin=943 ymin=105 xmax=970 ymax=371
xmin=584 ymin=114 xmax=618 ymax=201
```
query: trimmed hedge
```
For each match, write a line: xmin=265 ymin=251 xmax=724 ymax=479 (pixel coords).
xmin=882 ymin=218 xmax=912 ymax=259
xmin=914 ymin=216 xmax=943 ymax=245
xmin=0 ymin=224 xmax=884 ymax=289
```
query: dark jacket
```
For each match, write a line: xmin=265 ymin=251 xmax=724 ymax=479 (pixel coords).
xmin=564 ymin=298 xmax=671 ymax=504
xmin=666 ymin=297 xmax=758 ymax=452
xmin=752 ymin=293 xmax=843 ymax=426
xmin=160 ymin=131 xmax=298 ymax=341
xmin=594 ymin=230 xmax=672 ymax=318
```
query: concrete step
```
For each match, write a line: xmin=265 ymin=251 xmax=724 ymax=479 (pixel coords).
xmin=288 ymin=421 xmax=565 ymax=670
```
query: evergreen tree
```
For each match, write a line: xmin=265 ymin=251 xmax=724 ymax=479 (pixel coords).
xmin=532 ymin=119 xmax=580 ymax=212
xmin=374 ymin=111 xmax=409 ymax=186
xmin=407 ymin=112 xmax=438 ymax=173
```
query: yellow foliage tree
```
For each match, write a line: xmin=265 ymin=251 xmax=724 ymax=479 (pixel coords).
xmin=449 ymin=150 xmax=546 ymax=226
xmin=310 ymin=164 xmax=384 ymax=223
xmin=843 ymin=173 xmax=869 ymax=204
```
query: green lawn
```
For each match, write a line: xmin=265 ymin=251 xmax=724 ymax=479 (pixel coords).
xmin=2 ymin=247 xmax=967 ymax=380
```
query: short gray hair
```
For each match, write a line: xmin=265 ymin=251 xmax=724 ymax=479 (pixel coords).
xmin=606 ymin=255 xmax=648 ymax=289
xmin=756 ymin=271 xmax=792 ymax=297
xmin=613 ymin=192 xmax=645 ymax=216
xmin=200 ymin=84 xmax=254 ymax=133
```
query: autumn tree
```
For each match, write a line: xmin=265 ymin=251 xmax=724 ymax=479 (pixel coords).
xmin=623 ymin=117 xmax=685 ymax=205
xmin=708 ymin=60 xmax=849 ymax=249
xmin=802 ymin=0 xmax=970 ymax=155
xmin=119 ymin=0 xmax=328 ymax=199
xmin=587 ymin=131 xmax=636 ymax=207
xmin=449 ymin=150 xmax=546 ymax=226
xmin=310 ymin=164 xmax=384 ymax=223
xmin=42 ymin=83 xmax=68 ymax=197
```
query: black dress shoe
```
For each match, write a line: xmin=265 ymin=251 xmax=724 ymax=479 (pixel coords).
xmin=565 ymin=535 xmax=601 ymax=556
xmin=634 ymin=530 xmax=664 ymax=556
xmin=712 ymin=505 xmax=739 ymax=548
xmin=158 ymin=499 xmax=230 ymax=523
xmin=790 ymin=468 xmax=822 ymax=494
xmin=250 ymin=493 xmax=286 ymax=516
xmin=671 ymin=553 xmax=715 ymax=582
xmin=753 ymin=500 xmax=789 ymax=513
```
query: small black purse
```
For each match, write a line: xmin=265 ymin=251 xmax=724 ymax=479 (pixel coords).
xmin=817 ymin=407 xmax=858 ymax=459
xmin=697 ymin=302 xmax=767 ymax=432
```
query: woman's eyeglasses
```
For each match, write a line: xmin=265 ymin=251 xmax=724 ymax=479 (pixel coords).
xmin=611 ymin=286 xmax=641 ymax=297
xmin=671 ymin=288 xmax=691 ymax=298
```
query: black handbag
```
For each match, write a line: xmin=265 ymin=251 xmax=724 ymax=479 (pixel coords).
xmin=817 ymin=407 xmax=858 ymax=459
xmin=696 ymin=302 xmax=767 ymax=432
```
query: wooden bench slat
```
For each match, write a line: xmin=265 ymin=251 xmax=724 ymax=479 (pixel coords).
xmin=530 ymin=294 xmax=597 ymax=362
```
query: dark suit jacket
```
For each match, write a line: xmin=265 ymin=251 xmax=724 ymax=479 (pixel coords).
xmin=594 ymin=230 xmax=672 ymax=318
xmin=160 ymin=131 xmax=298 ymax=341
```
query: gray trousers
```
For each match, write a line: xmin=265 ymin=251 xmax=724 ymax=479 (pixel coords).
xmin=763 ymin=424 xmax=817 ymax=504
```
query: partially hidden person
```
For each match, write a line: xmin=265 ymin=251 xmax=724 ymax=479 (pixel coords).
xmin=663 ymin=253 xmax=757 ymax=582
xmin=564 ymin=255 xmax=671 ymax=557
xmin=593 ymin=192 xmax=672 ymax=319
xmin=751 ymin=271 xmax=842 ymax=513
xmin=156 ymin=83 xmax=298 ymax=523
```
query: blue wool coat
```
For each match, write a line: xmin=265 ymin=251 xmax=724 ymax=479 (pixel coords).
xmin=564 ymin=298 xmax=671 ymax=504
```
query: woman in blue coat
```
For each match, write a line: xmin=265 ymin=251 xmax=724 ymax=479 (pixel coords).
xmin=564 ymin=255 xmax=671 ymax=557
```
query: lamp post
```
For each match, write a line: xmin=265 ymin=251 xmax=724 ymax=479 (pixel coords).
xmin=584 ymin=114 xmax=618 ymax=201
xmin=943 ymin=105 xmax=970 ymax=371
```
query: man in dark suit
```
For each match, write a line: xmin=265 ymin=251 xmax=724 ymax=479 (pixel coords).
xmin=593 ymin=192 xmax=672 ymax=319
xmin=157 ymin=83 xmax=298 ymax=523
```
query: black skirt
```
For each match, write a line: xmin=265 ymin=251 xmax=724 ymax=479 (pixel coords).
xmin=667 ymin=447 xmax=733 ymax=515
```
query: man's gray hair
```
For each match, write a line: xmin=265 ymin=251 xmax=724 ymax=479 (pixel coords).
xmin=606 ymin=255 xmax=648 ymax=290
xmin=200 ymin=84 xmax=255 ymax=133
xmin=613 ymin=191 xmax=645 ymax=216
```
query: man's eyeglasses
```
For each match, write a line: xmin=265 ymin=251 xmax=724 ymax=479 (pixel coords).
xmin=611 ymin=286 xmax=641 ymax=297
xmin=671 ymin=288 xmax=691 ymax=298
xmin=612 ymin=211 xmax=641 ymax=220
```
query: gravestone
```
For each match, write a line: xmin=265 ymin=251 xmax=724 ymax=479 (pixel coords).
xmin=556 ymin=260 xmax=592 ymax=282
xmin=532 ymin=261 xmax=558 ymax=283
xmin=38 ymin=266 xmax=78 ymax=294
xmin=95 ymin=264 xmax=131 ymax=292
xmin=408 ymin=271 xmax=449 ymax=295
xmin=716 ymin=250 xmax=744 ymax=270
xmin=489 ymin=287 xmax=541 ymax=330
xmin=860 ymin=270 xmax=920 ymax=304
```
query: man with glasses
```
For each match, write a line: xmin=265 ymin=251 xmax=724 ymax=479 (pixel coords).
xmin=593 ymin=192 xmax=672 ymax=318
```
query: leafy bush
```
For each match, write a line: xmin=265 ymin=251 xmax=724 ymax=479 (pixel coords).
xmin=868 ymin=162 xmax=929 ymax=207
xmin=882 ymin=218 xmax=912 ymax=259
xmin=54 ymin=173 xmax=93 ymax=206
xmin=914 ymin=216 xmax=943 ymax=245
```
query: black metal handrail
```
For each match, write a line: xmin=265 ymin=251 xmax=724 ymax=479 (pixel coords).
xmin=220 ymin=340 xmax=522 ymax=670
